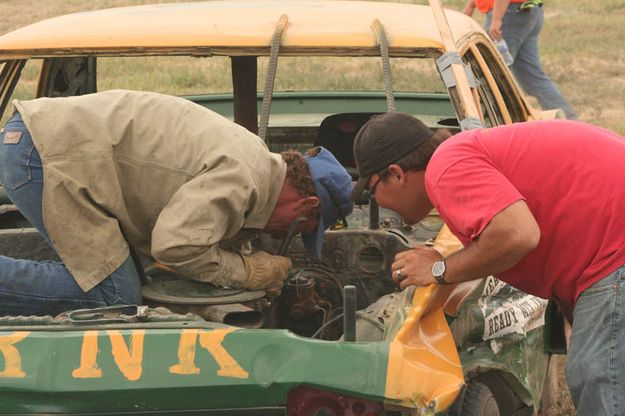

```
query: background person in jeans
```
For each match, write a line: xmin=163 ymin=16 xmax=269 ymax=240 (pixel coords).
xmin=352 ymin=112 xmax=625 ymax=414
xmin=0 ymin=90 xmax=352 ymax=317
xmin=463 ymin=0 xmax=577 ymax=119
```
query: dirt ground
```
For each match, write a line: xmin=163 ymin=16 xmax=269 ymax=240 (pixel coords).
xmin=541 ymin=355 xmax=576 ymax=416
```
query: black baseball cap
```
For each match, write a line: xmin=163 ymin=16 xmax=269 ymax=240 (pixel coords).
xmin=351 ymin=112 xmax=435 ymax=200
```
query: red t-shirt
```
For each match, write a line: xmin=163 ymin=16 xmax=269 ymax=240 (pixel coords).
xmin=425 ymin=120 xmax=625 ymax=306
xmin=473 ymin=0 xmax=525 ymax=13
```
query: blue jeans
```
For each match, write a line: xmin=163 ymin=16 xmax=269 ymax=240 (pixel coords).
xmin=0 ymin=111 xmax=142 ymax=316
xmin=486 ymin=4 xmax=577 ymax=119
xmin=566 ymin=265 xmax=625 ymax=415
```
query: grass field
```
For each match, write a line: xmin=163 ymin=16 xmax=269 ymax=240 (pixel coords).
xmin=1 ymin=0 xmax=624 ymax=134
xmin=2 ymin=1 xmax=624 ymax=414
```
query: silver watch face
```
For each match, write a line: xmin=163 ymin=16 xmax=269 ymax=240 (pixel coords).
xmin=431 ymin=260 xmax=446 ymax=277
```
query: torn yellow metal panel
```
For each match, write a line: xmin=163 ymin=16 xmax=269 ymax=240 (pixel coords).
xmin=384 ymin=225 xmax=466 ymax=411
xmin=385 ymin=285 xmax=464 ymax=411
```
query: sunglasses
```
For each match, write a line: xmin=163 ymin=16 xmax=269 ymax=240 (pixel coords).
xmin=368 ymin=176 xmax=382 ymax=198
xmin=366 ymin=167 xmax=390 ymax=199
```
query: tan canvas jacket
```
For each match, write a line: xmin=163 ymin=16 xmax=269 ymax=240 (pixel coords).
xmin=14 ymin=90 xmax=286 ymax=292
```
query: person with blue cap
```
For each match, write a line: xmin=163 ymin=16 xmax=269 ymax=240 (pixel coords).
xmin=0 ymin=90 xmax=353 ymax=316
xmin=302 ymin=147 xmax=354 ymax=258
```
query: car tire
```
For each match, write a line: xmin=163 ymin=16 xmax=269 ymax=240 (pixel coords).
xmin=476 ymin=371 xmax=525 ymax=414
xmin=460 ymin=381 xmax=500 ymax=416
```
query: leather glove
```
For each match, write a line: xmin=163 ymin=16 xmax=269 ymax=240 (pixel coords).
xmin=242 ymin=251 xmax=292 ymax=296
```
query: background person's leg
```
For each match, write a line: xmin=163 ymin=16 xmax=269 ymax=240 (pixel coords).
xmin=506 ymin=8 xmax=577 ymax=119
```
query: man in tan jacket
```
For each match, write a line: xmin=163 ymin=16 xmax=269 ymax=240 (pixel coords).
xmin=0 ymin=90 xmax=353 ymax=316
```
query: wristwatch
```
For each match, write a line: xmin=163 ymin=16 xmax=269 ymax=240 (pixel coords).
xmin=431 ymin=260 xmax=449 ymax=285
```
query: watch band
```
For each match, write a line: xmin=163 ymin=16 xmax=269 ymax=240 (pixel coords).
xmin=434 ymin=273 xmax=449 ymax=285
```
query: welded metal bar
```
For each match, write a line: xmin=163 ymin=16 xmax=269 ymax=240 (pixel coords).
xmin=278 ymin=216 xmax=306 ymax=256
xmin=258 ymin=14 xmax=288 ymax=141
xmin=372 ymin=19 xmax=396 ymax=112
xmin=343 ymin=285 xmax=356 ymax=342
xmin=369 ymin=198 xmax=380 ymax=230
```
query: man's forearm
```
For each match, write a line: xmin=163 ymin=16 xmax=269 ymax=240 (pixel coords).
xmin=488 ymin=0 xmax=511 ymax=39
xmin=443 ymin=201 xmax=539 ymax=284
xmin=443 ymin=235 xmax=530 ymax=284
xmin=391 ymin=201 xmax=539 ymax=289
xmin=492 ymin=0 xmax=511 ymax=23
xmin=463 ymin=0 xmax=476 ymax=16
xmin=153 ymin=243 xmax=247 ymax=288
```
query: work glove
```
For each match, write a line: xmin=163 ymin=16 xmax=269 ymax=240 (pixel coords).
xmin=242 ymin=251 xmax=292 ymax=296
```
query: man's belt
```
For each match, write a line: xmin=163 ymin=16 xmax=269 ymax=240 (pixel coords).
xmin=518 ymin=0 xmax=544 ymax=11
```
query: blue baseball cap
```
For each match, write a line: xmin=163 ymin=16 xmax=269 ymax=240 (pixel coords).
xmin=302 ymin=147 xmax=353 ymax=258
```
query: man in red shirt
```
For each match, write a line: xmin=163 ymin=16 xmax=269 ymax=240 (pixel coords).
xmin=352 ymin=112 xmax=625 ymax=415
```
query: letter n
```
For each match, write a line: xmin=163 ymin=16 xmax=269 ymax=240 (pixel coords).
xmin=0 ymin=332 xmax=29 ymax=378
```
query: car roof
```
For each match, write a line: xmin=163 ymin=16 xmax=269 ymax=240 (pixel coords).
xmin=0 ymin=0 xmax=483 ymax=59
